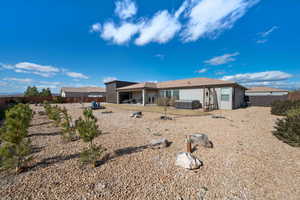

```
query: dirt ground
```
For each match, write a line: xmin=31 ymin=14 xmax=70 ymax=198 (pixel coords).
xmin=0 ymin=103 xmax=299 ymax=200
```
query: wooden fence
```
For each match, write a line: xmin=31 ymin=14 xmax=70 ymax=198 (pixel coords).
xmin=288 ymin=91 xmax=300 ymax=100
xmin=0 ymin=96 xmax=106 ymax=106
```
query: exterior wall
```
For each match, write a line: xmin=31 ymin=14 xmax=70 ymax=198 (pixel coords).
xmin=233 ymin=87 xmax=245 ymax=109
xmin=177 ymin=86 xmax=243 ymax=110
xmin=246 ymin=91 xmax=288 ymax=96
xmin=179 ymin=88 xmax=204 ymax=104
xmin=105 ymin=82 xmax=118 ymax=103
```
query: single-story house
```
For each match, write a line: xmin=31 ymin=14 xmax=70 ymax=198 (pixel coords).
xmin=60 ymin=87 xmax=106 ymax=98
xmin=105 ymin=78 xmax=247 ymax=110
xmin=245 ymin=87 xmax=289 ymax=106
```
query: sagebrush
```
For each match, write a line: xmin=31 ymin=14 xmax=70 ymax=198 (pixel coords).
xmin=273 ymin=108 xmax=300 ymax=147
xmin=271 ymin=100 xmax=300 ymax=116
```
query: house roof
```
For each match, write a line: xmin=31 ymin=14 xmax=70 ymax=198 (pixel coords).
xmin=117 ymin=82 xmax=157 ymax=90
xmin=117 ymin=77 xmax=244 ymax=91
xmin=246 ymin=86 xmax=288 ymax=93
xmin=61 ymin=87 xmax=106 ymax=93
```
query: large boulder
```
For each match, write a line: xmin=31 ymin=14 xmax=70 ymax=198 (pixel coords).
xmin=149 ymin=138 xmax=170 ymax=149
xmin=190 ymin=134 xmax=213 ymax=148
xmin=175 ymin=152 xmax=202 ymax=169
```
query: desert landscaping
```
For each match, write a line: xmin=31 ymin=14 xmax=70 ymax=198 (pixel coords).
xmin=0 ymin=103 xmax=299 ymax=200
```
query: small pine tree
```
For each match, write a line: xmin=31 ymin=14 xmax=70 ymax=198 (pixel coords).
xmin=75 ymin=108 xmax=105 ymax=166
xmin=60 ymin=107 xmax=76 ymax=142
xmin=48 ymin=106 xmax=62 ymax=127
xmin=0 ymin=104 xmax=33 ymax=173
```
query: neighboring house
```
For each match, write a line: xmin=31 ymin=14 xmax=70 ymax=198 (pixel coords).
xmin=245 ymin=87 xmax=289 ymax=106
xmin=60 ymin=87 xmax=106 ymax=98
xmin=105 ymin=78 xmax=246 ymax=110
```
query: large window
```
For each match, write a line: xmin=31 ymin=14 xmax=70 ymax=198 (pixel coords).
xmin=159 ymin=89 xmax=180 ymax=100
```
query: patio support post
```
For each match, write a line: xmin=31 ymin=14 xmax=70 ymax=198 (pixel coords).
xmin=117 ymin=91 xmax=119 ymax=104
xmin=142 ymin=89 xmax=146 ymax=106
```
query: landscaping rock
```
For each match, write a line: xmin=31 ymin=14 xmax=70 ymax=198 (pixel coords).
xmin=101 ymin=111 xmax=113 ymax=114
xmin=131 ymin=111 xmax=142 ymax=118
xmin=190 ymin=134 xmax=213 ymax=148
xmin=160 ymin=116 xmax=172 ymax=120
xmin=150 ymin=138 xmax=169 ymax=149
xmin=211 ymin=115 xmax=226 ymax=119
xmin=175 ymin=152 xmax=202 ymax=170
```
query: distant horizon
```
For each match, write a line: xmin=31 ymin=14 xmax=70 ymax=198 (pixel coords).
xmin=1 ymin=0 xmax=300 ymax=93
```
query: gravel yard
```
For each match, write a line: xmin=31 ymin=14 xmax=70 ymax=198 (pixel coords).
xmin=1 ymin=103 xmax=299 ymax=200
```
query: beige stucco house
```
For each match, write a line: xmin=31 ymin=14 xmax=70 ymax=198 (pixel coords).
xmin=111 ymin=78 xmax=246 ymax=110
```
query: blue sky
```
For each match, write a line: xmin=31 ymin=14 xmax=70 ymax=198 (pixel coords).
xmin=1 ymin=0 xmax=300 ymax=94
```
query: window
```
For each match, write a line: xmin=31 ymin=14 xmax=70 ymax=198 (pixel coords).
xmin=159 ymin=90 xmax=166 ymax=98
xmin=159 ymin=89 xmax=180 ymax=100
xmin=172 ymin=90 xmax=179 ymax=100
xmin=166 ymin=90 xmax=172 ymax=98
xmin=221 ymin=88 xmax=231 ymax=102
xmin=221 ymin=94 xmax=230 ymax=101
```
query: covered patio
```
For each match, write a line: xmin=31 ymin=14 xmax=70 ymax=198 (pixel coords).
xmin=116 ymin=82 xmax=158 ymax=106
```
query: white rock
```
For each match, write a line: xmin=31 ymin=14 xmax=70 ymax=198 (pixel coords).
xmin=150 ymin=138 xmax=169 ymax=149
xmin=175 ymin=152 xmax=202 ymax=169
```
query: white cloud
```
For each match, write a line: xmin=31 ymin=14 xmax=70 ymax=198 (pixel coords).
xmin=66 ymin=72 xmax=89 ymax=79
xmin=115 ymin=0 xmax=137 ymax=20
xmin=154 ymin=54 xmax=165 ymax=60
xmin=259 ymin=26 xmax=279 ymax=37
xmin=256 ymin=26 xmax=278 ymax=44
xmin=244 ymin=81 xmax=300 ymax=90
xmin=90 ymin=23 xmax=102 ymax=32
xmin=101 ymin=22 xmax=141 ymax=45
xmin=93 ymin=0 xmax=258 ymax=45
xmin=196 ymin=68 xmax=207 ymax=73
xmin=256 ymin=39 xmax=268 ymax=44
xmin=4 ymin=77 xmax=33 ymax=83
xmin=135 ymin=10 xmax=181 ymax=45
xmin=181 ymin=0 xmax=259 ymax=42
xmin=2 ymin=62 xmax=60 ymax=77
xmin=15 ymin=62 xmax=59 ymax=73
xmin=205 ymin=52 xmax=239 ymax=66
xmin=222 ymin=71 xmax=292 ymax=83
xmin=103 ymin=77 xmax=117 ymax=83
